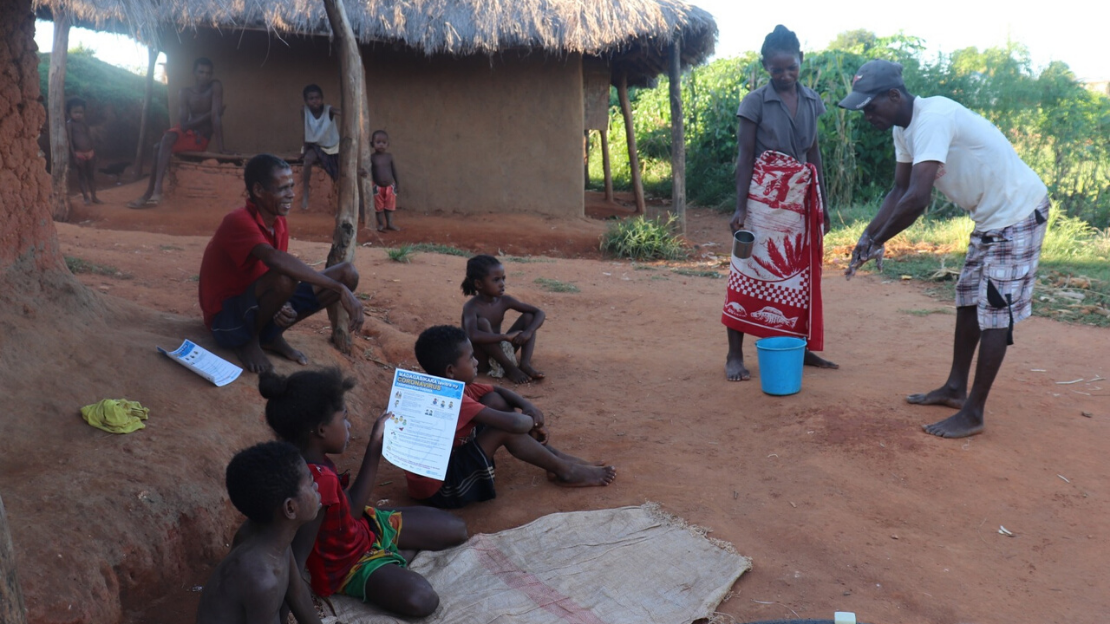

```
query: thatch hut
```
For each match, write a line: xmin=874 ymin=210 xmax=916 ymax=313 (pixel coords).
xmin=36 ymin=0 xmax=716 ymax=218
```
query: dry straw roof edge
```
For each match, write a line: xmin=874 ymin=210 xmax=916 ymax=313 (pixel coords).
xmin=37 ymin=0 xmax=716 ymax=73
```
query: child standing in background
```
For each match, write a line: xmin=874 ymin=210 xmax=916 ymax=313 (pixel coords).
xmin=370 ymin=130 xmax=401 ymax=232
xmin=300 ymin=84 xmax=341 ymax=210
xmin=66 ymin=97 xmax=101 ymax=204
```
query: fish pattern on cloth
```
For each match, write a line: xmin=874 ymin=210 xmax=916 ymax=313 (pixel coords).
xmin=722 ymin=150 xmax=824 ymax=350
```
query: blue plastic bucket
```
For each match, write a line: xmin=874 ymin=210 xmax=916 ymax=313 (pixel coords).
xmin=755 ymin=336 xmax=806 ymax=395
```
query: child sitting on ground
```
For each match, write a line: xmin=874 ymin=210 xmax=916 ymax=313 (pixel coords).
xmin=408 ymin=325 xmax=616 ymax=509
xmin=300 ymin=84 xmax=341 ymax=211
xmin=369 ymin=130 xmax=401 ymax=232
xmin=261 ymin=368 xmax=467 ymax=617
xmin=195 ymin=441 xmax=323 ymax=624
xmin=461 ymin=254 xmax=546 ymax=384
xmin=65 ymin=97 xmax=101 ymax=204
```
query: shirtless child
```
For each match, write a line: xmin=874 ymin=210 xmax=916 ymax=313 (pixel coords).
xmin=408 ymin=325 xmax=615 ymax=508
xmin=129 ymin=57 xmax=226 ymax=208
xmin=461 ymin=254 xmax=545 ymax=384
xmin=195 ymin=442 xmax=322 ymax=624
xmin=369 ymin=130 xmax=400 ymax=232
xmin=65 ymin=97 xmax=100 ymax=204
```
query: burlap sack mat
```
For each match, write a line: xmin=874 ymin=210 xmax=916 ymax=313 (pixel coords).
xmin=326 ymin=502 xmax=752 ymax=624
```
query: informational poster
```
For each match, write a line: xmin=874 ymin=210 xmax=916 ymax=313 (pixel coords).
xmin=382 ymin=369 xmax=464 ymax=480
xmin=157 ymin=340 xmax=242 ymax=387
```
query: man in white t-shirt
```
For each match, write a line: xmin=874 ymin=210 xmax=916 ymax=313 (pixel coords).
xmin=839 ymin=60 xmax=1049 ymax=439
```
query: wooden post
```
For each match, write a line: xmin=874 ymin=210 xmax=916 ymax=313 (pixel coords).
xmin=132 ymin=45 xmax=159 ymax=181
xmin=617 ymin=73 xmax=645 ymax=215
xmin=1 ymin=493 xmax=28 ymax=624
xmin=583 ymin=130 xmax=590 ymax=188
xmin=357 ymin=77 xmax=373 ymax=228
xmin=48 ymin=6 xmax=70 ymax=222
xmin=600 ymin=127 xmax=613 ymax=202
xmin=668 ymin=39 xmax=686 ymax=234
xmin=321 ymin=0 xmax=363 ymax=354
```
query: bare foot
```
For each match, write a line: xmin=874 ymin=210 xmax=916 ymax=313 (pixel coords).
xmin=550 ymin=463 xmax=616 ymax=487
xmin=300 ymin=197 xmax=309 ymax=211
xmin=376 ymin=225 xmax=386 ymax=232
xmin=923 ymin=410 xmax=984 ymax=438
xmin=261 ymin=335 xmax=309 ymax=365
xmin=804 ymin=350 xmax=839 ymax=369
xmin=385 ymin=224 xmax=402 ymax=231
xmin=520 ymin=364 xmax=545 ymax=380
xmin=506 ymin=367 xmax=532 ymax=384
xmin=725 ymin=355 xmax=750 ymax=381
xmin=82 ymin=197 xmax=91 ymax=205
xmin=91 ymin=197 xmax=103 ymax=205
xmin=234 ymin=340 xmax=274 ymax=374
xmin=906 ymin=387 xmax=965 ymax=409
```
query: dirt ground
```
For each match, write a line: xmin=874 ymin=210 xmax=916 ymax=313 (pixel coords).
xmin=6 ymin=180 xmax=1109 ymax=624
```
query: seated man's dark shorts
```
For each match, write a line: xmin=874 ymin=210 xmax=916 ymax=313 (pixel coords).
xmin=211 ymin=282 xmax=322 ymax=348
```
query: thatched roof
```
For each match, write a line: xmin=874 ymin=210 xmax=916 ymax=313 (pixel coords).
xmin=36 ymin=0 xmax=716 ymax=84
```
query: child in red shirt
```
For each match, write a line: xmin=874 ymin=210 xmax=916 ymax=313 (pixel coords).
xmin=408 ymin=326 xmax=616 ymax=508
xmin=261 ymin=368 xmax=467 ymax=617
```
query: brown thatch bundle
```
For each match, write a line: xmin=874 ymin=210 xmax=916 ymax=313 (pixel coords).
xmin=36 ymin=0 xmax=716 ymax=76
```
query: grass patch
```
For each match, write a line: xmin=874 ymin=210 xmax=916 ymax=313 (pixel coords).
xmin=65 ymin=256 xmax=131 ymax=279
xmin=599 ymin=215 xmax=688 ymax=261
xmin=899 ymin=308 xmax=954 ymax=316
xmin=386 ymin=245 xmax=416 ymax=263
xmin=189 ymin=274 xmax=200 ymax=282
xmin=671 ymin=268 xmax=724 ymax=279
xmin=500 ymin=255 xmax=555 ymax=264
xmin=827 ymin=208 xmax=1110 ymax=327
xmin=410 ymin=243 xmax=469 ymax=257
xmin=533 ymin=277 xmax=580 ymax=293
xmin=632 ymin=263 xmax=657 ymax=271
xmin=159 ymin=245 xmax=184 ymax=251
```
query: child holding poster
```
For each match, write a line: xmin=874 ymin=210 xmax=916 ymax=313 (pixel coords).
xmin=260 ymin=368 xmax=468 ymax=617
xmin=409 ymin=326 xmax=616 ymax=509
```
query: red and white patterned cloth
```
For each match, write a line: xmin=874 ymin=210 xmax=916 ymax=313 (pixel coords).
xmin=722 ymin=150 xmax=825 ymax=351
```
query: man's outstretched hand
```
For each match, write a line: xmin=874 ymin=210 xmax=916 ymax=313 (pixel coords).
xmin=845 ymin=232 xmax=885 ymax=280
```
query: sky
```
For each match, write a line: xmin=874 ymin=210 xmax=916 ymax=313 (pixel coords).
xmin=33 ymin=1 xmax=1108 ymax=81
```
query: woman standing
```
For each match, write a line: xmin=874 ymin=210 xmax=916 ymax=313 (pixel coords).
xmin=723 ymin=25 xmax=837 ymax=381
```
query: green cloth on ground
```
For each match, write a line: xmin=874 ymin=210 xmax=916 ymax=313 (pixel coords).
xmin=81 ymin=399 xmax=149 ymax=434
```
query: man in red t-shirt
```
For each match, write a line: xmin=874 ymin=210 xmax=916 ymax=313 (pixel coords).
xmin=198 ymin=153 xmax=364 ymax=372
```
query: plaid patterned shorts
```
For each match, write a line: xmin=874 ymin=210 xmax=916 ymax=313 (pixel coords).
xmin=956 ymin=196 xmax=1049 ymax=330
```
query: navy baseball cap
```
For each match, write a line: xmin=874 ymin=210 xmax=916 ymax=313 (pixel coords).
xmin=838 ymin=60 xmax=905 ymax=109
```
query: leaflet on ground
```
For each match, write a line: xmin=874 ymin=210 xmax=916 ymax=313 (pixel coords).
xmin=382 ymin=368 xmax=464 ymax=480
xmin=157 ymin=340 xmax=243 ymax=387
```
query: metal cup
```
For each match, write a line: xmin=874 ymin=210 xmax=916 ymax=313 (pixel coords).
xmin=732 ymin=230 xmax=755 ymax=259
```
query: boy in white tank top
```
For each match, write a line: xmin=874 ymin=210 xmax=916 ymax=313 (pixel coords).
xmin=300 ymin=84 xmax=341 ymax=210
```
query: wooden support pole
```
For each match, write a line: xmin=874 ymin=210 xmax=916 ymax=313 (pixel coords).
xmin=583 ymin=130 xmax=590 ymax=188
xmin=1 ymin=493 xmax=28 ymax=624
xmin=132 ymin=45 xmax=159 ymax=181
xmin=617 ymin=73 xmax=645 ymax=215
xmin=48 ymin=6 xmax=70 ymax=222
xmin=600 ymin=128 xmax=613 ymax=202
xmin=357 ymin=75 xmax=373 ymax=228
xmin=321 ymin=0 xmax=363 ymax=354
xmin=668 ymin=39 xmax=686 ymax=234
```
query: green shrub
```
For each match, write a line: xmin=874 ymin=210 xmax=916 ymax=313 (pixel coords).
xmin=386 ymin=245 xmax=415 ymax=263
xmin=533 ymin=277 xmax=580 ymax=293
xmin=599 ymin=215 xmax=688 ymax=260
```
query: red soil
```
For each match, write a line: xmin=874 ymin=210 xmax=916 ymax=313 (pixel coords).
xmin=3 ymin=180 xmax=1108 ymax=624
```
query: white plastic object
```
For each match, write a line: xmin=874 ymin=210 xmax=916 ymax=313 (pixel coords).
xmin=834 ymin=613 xmax=857 ymax=624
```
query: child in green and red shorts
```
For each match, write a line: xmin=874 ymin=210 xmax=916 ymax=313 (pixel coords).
xmin=261 ymin=368 xmax=467 ymax=616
